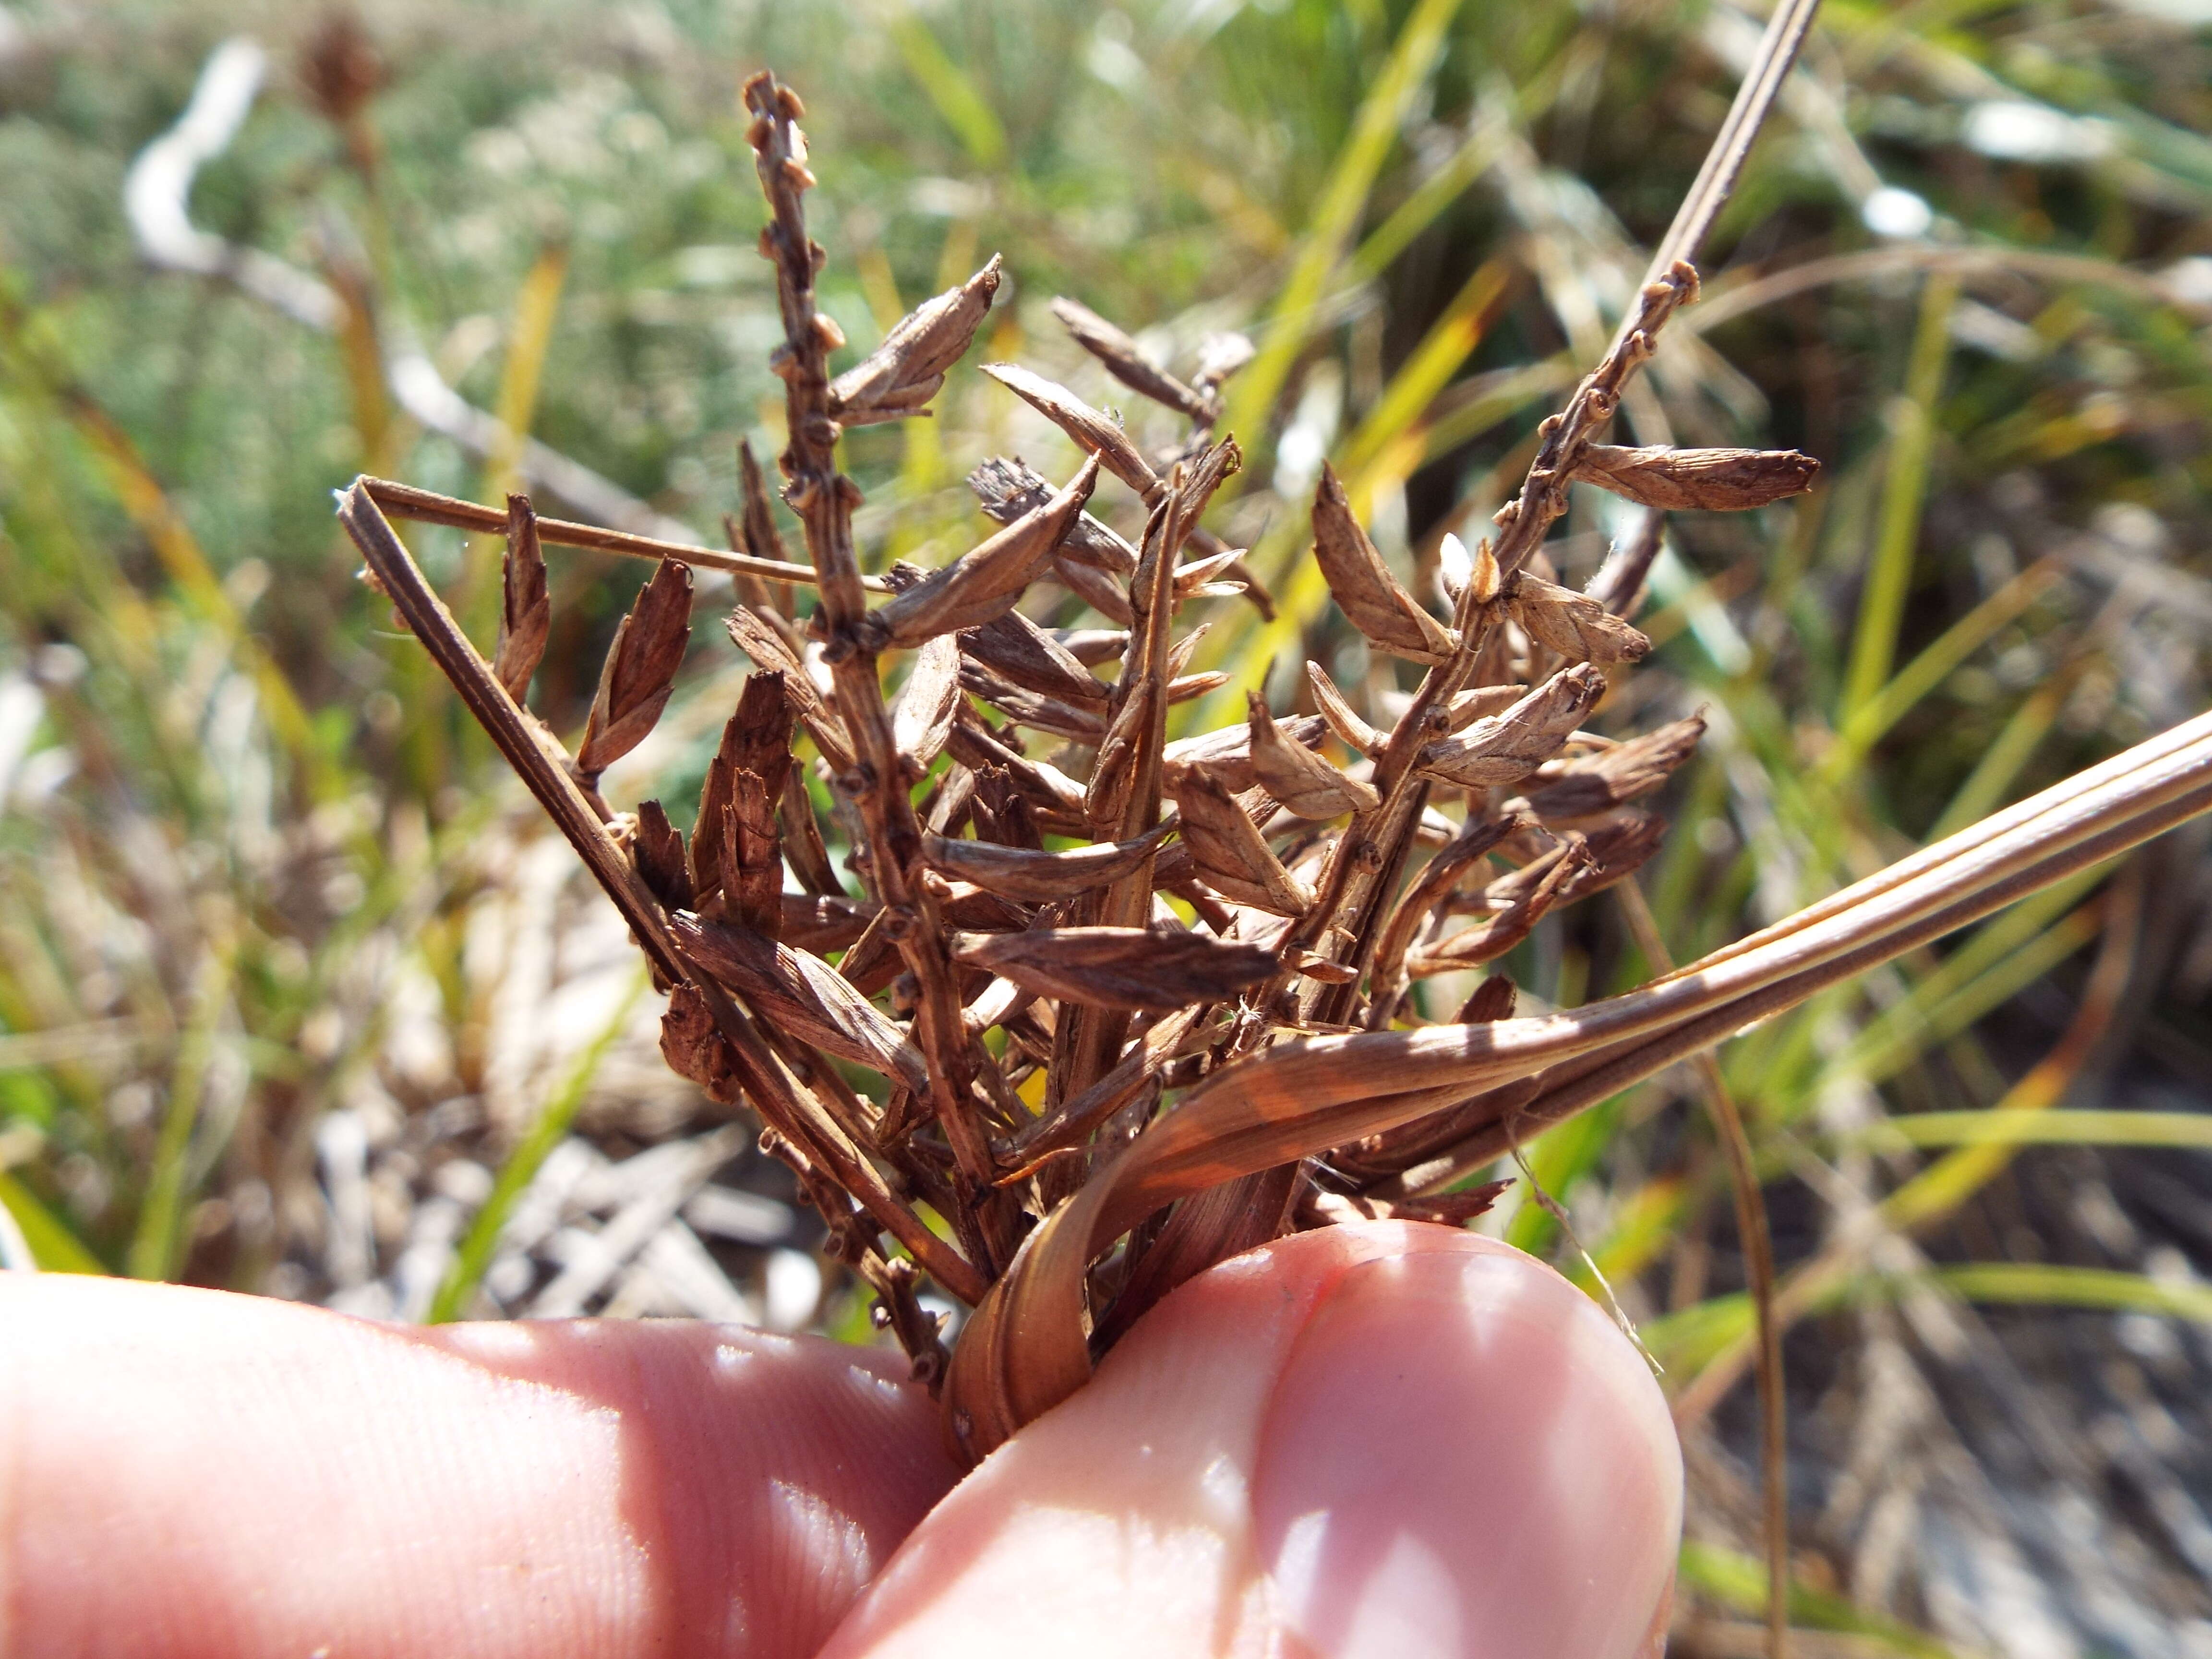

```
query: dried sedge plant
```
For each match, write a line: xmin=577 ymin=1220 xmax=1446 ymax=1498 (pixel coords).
xmin=338 ymin=30 xmax=2212 ymax=1475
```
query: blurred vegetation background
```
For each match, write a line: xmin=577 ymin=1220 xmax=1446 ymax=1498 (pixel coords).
xmin=6 ymin=0 xmax=2212 ymax=1651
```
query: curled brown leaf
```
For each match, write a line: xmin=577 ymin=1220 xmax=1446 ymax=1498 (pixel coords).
xmin=660 ymin=984 xmax=745 ymax=1106
xmin=1407 ymin=839 xmax=1595 ymax=977
xmin=1165 ymin=768 xmax=1315 ymax=915
xmin=1055 ymin=629 xmax=1129 ymax=667
xmin=1166 ymin=670 xmax=1230 ymax=704
xmin=780 ymin=764 xmax=843 ymax=897
xmin=717 ymin=770 xmax=784 ymax=936
xmin=967 ymin=456 xmax=1139 ymax=577
xmin=1306 ymin=661 xmax=1382 ymax=758
xmin=959 ymin=660 xmax=1108 ymax=746
xmin=1370 ymin=812 xmax=1529 ymax=1001
xmin=631 ymin=799 xmax=692 ymax=911
xmin=780 ymin=891 xmax=876 ymax=953
xmin=726 ymin=608 xmax=854 ymax=769
xmin=1050 ymin=296 xmax=1214 ymax=423
xmin=693 ymin=672 xmax=794 ymax=904
xmin=1504 ymin=574 xmax=1653 ymax=665
xmin=1083 ymin=677 xmax=1156 ymax=825
xmin=674 ymin=912 xmax=929 ymax=1093
xmin=1525 ymin=714 xmax=1705 ymax=823
xmin=734 ymin=438 xmax=793 ymax=566
xmin=1160 ymin=714 xmax=1327 ymax=795
xmin=867 ymin=455 xmax=1101 ymax=649
xmin=961 ymin=611 xmax=1110 ymax=709
xmin=921 ymin=822 xmax=1172 ymax=903
xmin=892 ymin=634 xmax=964 ymax=774
xmin=981 ymin=362 xmax=1160 ymax=497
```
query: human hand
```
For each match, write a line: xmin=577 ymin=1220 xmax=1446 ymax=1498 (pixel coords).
xmin=0 ymin=1220 xmax=1680 ymax=1658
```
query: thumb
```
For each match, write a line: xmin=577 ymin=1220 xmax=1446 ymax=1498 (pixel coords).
xmin=823 ymin=1220 xmax=1681 ymax=1659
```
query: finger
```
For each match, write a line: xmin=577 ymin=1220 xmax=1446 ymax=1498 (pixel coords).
xmin=0 ymin=1274 xmax=958 ymax=1659
xmin=822 ymin=1221 xmax=1682 ymax=1659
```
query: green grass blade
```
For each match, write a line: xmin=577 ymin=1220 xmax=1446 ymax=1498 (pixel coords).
xmin=1926 ymin=669 xmax=2073 ymax=842
xmin=1578 ymin=1174 xmax=1690 ymax=1294
xmin=0 ymin=1169 xmax=108 ymax=1274
xmin=125 ymin=953 xmax=231 ymax=1283
xmin=1866 ymin=1107 xmax=2212 ymax=1153
xmin=1658 ymin=1257 xmax=2212 ymax=1412
xmin=1219 ymin=0 xmax=1468 ymax=453
xmin=1339 ymin=119 xmax=1504 ymax=291
xmin=1840 ymin=270 xmax=1958 ymax=724
xmin=1823 ymin=557 xmax=2061 ymax=780
xmin=1506 ymin=1095 xmax=1621 ymax=1255
xmin=1339 ymin=258 xmax=1513 ymax=480
xmin=426 ymin=971 xmax=649 ymax=1323
xmin=1931 ymin=1262 xmax=2212 ymax=1322
xmin=1200 ymin=256 xmax=1508 ymax=715
xmin=889 ymin=6 xmax=1010 ymax=170
xmin=1821 ymin=876 xmax=2103 ymax=1091
xmin=1677 ymin=1540 xmax=1965 ymax=1659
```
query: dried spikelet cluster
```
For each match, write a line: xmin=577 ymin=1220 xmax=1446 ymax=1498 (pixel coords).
xmin=340 ymin=64 xmax=2212 ymax=1468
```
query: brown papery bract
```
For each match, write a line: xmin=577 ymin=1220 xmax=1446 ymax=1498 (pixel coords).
xmin=831 ymin=257 xmax=1003 ymax=426
xmin=1050 ymin=295 xmax=1216 ymax=424
xmin=576 ymin=557 xmax=693 ymax=780
xmin=1311 ymin=462 xmax=1457 ymax=663
xmin=951 ymin=925 xmax=1278 ymax=1011
xmin=1571 ymin=443 xmax=1821 ymax=512
xmin=494 ymin=494 xmax=549 ymax=702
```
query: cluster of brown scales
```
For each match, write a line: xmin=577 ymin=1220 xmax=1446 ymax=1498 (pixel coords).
xmin=339 ymin=70 xmax=2212 ymax=1467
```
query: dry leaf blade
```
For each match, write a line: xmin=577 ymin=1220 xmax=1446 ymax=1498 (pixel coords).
xmin=1246 ymin=693 xmax=1380 ymax=819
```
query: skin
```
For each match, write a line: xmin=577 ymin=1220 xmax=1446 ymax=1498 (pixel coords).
xmin=0 ymin=1221 xmax=1681 ymax=1659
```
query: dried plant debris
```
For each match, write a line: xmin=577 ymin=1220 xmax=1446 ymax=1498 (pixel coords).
xmin=576 ymin=557 xmax=692 ymax=782
xmin=1569 ymin=444 xmax=1820 ymax=513
xmin=494 ymin=493 xmax=550 ymax=702
xmin=830 ymin=257 xmax=1003 ymax=426
xmin=1049 ymin=296 xmax=1216 ymax=424
xmin=1523 ymin=715 xmax=1705 ymax=823
xmin=952 ymin=926 xmax=1276 ymax=1011
xmin=341 ymin=66 xmax=2212 ymax=1477
xmin=1312 ymin=463 xmax=1457 ymax=663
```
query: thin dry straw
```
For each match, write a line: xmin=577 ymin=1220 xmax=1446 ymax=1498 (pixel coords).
xmin=1634 ymin=0 xmax=1823 ymax=326
xmin=360 ymin=477 xmax=888 ymax=590
xmin=1655 ymin=706 xmax=2212 ymax=984
xmin=1393 ymin=764 xmax=2212 ymax=1193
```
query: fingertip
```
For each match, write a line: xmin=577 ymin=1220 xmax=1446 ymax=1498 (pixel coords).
xmin=0 ymin=1275 xmax=958 ymax=1659
xmin=1252 ymin=1239 xmax=1682 ymax=1659
xmin=825 ymin=1222 xmax=1683 ymax=1659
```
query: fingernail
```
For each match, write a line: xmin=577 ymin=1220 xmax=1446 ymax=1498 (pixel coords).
xmin=1250 ymin=1244 xmax=1682 ymax=1659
